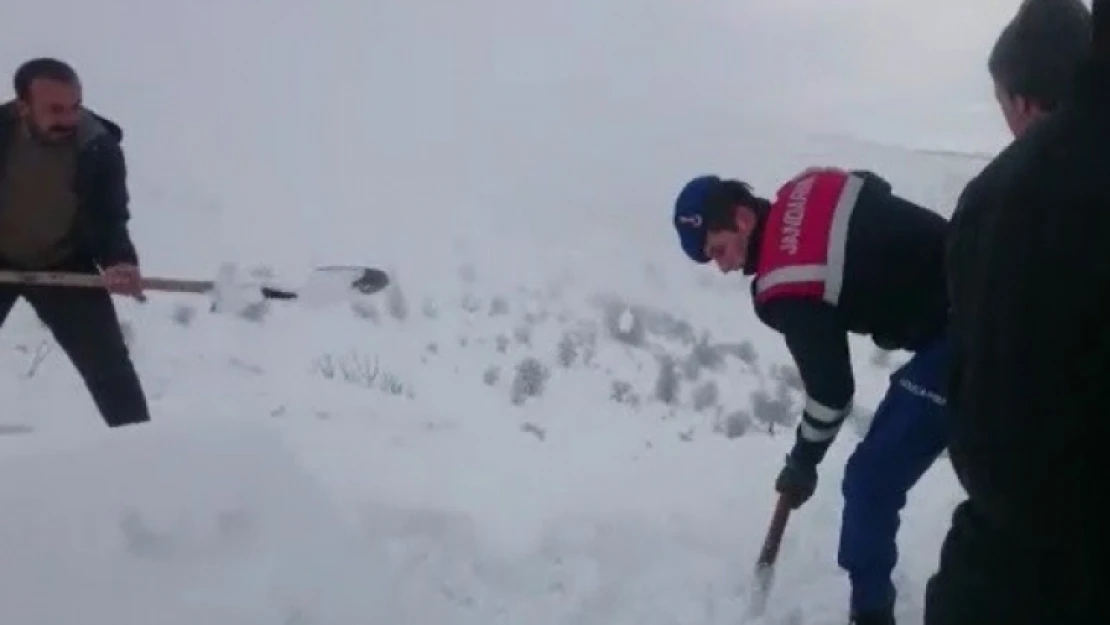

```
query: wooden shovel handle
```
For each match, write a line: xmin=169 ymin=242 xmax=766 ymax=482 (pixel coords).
xmin=757 ymin=493 xmax=793 ymax=568
xmin=0 ymin=270 xmax=214 ymax=294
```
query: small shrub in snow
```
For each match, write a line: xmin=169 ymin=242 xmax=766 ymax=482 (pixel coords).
xmin=483 ymin=366 xmax=501 ymax=386
xmin=379 ymin=372 xmax=407 ymax=396
xmin=610 ymin=380 xmax=640 ymax=407
xmin=691 ymin=380 xmax=719 ymax=412
xmin=641 ymin=308 xmax=697 ymax=345
xmin=653 ymin=354 xmax=680 ymax=405
xmin=689 ymin=334 xmax=725 ymax=371
xmin=426 ymin=342 xmax=439 ymax=355
xmin=513 ymin=325 xmax=532 ymax=346
xmin=18 ymin=339 xmax=53 ymax=380
xmin=510 ymin=356 xmax=549 ymax=405
xmin=239 ymin=300 xmax=270 ymax=323
xmin=715 ymin=410 xmax=752 ymax=439
xmin=604 ymin=302 xmax=646 ymax=347
xmin=749 ymin=381 xmax=797 ymax=430
xmin=312 ymin=351 xmax=410 ymax=396
xmin=171 ymin=304 xmax=196 ymax=327
xmin=684 ymin=336 xmax=754 ymax=381
xmin=579 ymin=334 xmax=598 ymax=367
xmin=724 ymin=340 xmax=759 ymax=367
xmin=681 ymin=353 xmax=703 ymax=382
xmin=460 ymin=294 xmax=482 ymax=313
xmin=314 ymin=352 xmax=368 ymax=384
xmin=556 ymin=332 xmax=578 ymax=368
xmin=525 ymin=310 xmax=550 ymax=326
xmin=771 ymin=364 xmax=804 ymax=392
xmin=488 ymin=297 xmax=510 ymax=316
xmin=495 ymin=335 xmax=510 ymax=353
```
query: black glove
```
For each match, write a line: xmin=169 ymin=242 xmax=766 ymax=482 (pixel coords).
xmin=774 ymin=453 xmax=818 ymax=509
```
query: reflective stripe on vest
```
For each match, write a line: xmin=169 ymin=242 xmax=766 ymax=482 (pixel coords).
xmin=754 ymin=171 xmax=865 ymax=306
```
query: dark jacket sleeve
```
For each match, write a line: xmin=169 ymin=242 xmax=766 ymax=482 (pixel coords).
xmin=849 ymin=169 xmax=893 ymax=195
xmin=87 ymin=139 xmax=139 ymax=267
xmin=757 ymin=297 xmax=855 ymax=467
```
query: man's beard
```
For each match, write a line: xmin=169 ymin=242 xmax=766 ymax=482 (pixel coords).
xmin=28 ymin=121 xmax=77 ymax=146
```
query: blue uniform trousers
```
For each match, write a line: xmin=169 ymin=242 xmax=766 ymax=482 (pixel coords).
xmin=838 ymin=334 xmax=949 ymax=614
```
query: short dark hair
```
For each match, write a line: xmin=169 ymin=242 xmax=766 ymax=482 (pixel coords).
xmin=704 ymin=180 xmax=770 ymax=232
xmin=13 ymin=58 xmax=80 ymax=101
xmin=988 ymin=0 xmax=1092 ymax=110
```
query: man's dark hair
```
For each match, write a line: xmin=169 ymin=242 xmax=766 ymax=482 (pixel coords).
xmin=13 ymin=58 xmax=80 ymax=101
xmin=703 ymin=180 xmax=770 ymax=232
xmin=988 ymin=0 xmax=1092 ymax=110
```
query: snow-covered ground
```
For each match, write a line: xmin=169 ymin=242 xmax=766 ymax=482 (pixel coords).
xmin=0 ymin=0 xmax=1019 ymax=623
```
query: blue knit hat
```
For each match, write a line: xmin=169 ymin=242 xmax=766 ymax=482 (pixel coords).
xmin=673 ymin=175 xmax=723 ymax=264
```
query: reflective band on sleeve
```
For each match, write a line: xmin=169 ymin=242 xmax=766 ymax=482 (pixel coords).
xmin=804 ymin=396 xmax=849 ymax=424
xmin=799 ymin=396 xmax=852 ymax=443
xmin=800 ymin=421 xmax=839 ymax=442
xmin=754 ymin=173 xmax=864 ymax=305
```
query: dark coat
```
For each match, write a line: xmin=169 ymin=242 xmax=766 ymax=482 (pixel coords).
xmin=0 ymin=101 xmax=138 ymax=268
xmin=932 ymin=57 xmax=1110 ymax=623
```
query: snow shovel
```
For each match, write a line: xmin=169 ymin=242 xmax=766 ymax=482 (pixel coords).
xmin=746 ymin=493 xmax=793 ymax=618
xmin=0 ymin=265 xmax=391 ymax=304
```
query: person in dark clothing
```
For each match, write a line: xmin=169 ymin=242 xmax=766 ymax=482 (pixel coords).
xmin=672 ymin=167 xmax=949 ymax=625
xmin=985 ymin=0 xmax=1091 ymax=137
xmin=925 ymin=1 xmax=1104 ymax=623
xmin=0 ymin=58 xmax=150 ymax=428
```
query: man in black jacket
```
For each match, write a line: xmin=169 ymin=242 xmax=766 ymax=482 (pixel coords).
xmin=672 ymin=167 xmax=948 ymax=625
xmin=925 ymin=1 xmax=1104 ymax=623
xmin=0 ymin=57 xmax=150 ymax=428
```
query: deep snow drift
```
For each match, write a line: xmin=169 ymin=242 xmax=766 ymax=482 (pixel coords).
xmin=0 ymin=420 xmax=391 ymax=625
xmin=0 ymin=0 xmax=1016 ymax=623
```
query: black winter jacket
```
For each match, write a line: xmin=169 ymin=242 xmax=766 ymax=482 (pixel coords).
xmin=0 ymin=101 xmax=138 ymax=268
xmin=944 ymin=58 xmax=1110 ymax=572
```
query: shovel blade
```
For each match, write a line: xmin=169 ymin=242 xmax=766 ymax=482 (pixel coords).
xmin=279 ymin=265 xmax=390 ymax=305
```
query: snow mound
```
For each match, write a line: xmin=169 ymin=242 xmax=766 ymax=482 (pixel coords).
xmin=0 ymin=419 xmax=412 ymax=625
